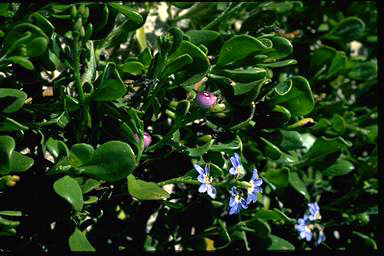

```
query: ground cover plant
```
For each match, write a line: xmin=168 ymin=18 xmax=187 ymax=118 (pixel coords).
xmin=0 ymin=2 xmax=378 ymax=252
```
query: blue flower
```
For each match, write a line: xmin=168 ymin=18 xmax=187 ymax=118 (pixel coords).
xmin=228 ymin=153 xmax=242 ymax=175
xmin=228 ymin=186 xmax=248 ymax=215
xmin=308 ymin=202 xmax=321 ymax=221
xmin=194 ymin=164 xmax=216 ymax=199
xmin=296 ymin=214 xmax=313 ymax=242
xmin=246 ymin=168 xmax=263 ymax=204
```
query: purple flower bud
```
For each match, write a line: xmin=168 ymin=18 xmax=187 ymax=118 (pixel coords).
xmin=143 ymin=132 xmax=152 ymax=148
xmin=196 ymin=91 xmax=217 ymax=109
xmin=134 ymin=132 xmax=152 ymax=148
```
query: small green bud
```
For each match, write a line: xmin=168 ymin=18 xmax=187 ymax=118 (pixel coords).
xmin=70 ymin=5 xmax=77 ymax=18
xmin=73 ymin=17 xmax=82 ymax=32
xmin=78 ymin=4 xmax=86 ymax=16
xmin=80 ymin=25 xmax=85 ymax=38
xmin=83 ymin=7 xmax=89 ymax=20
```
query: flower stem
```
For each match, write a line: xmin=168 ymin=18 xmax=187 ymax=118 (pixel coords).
xmin=157 ymin=176 xmax=251 ymax=189
xmin=73 ymin=36 xmax=87 ymax=142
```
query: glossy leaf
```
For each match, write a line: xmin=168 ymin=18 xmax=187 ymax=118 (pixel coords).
xmin=216 ymin=35 xmax=268 ymax=66
xmin=0 ymin=135 xmax=15 ymax=175
xmin=0 ymin=116 xmax=29 ymax=131
xmin=53 ymin=175 xmax=84 ymax=211
xmin=6 ymin=56 xmax=34 ymax=70
xmin=108 ymin=3 xmax=143 ymax=24
xmin=0 ymin=89 xmax=28 ymax=114
xmin=266 ymin=234 xmax=295 ymax=250
xmin=93 ymin=79 xmax=126 ymax=101
xmin=127 ymin=174 xmax=170 ymax=200
xmin=68 ymin=228 xmax=96 ymax=252
xmin=254 ymin=208 xmax=295 ymax=223
xmin=305 ymin=136 xmax=351 ymax=162
xmin=77 ymin=141 xmax=136 ymax=182
xmin=288 ymin=171 xmax=310 ymax=200
xmin=324 ymin=17 xmax=365 ymax=42
xmin=262 ymin=168 xmax=289 ymax=188
xmin=269 ymin=76 xmax=314 ymax=116
xmin=323 ymin=159 xmax=354 ymax=176
xmin=10 ymin=151 xmax=34 ymax=173
xmin=119 ymin=61 xmax=145 ymax=75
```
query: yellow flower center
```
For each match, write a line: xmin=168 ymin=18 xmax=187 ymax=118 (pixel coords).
xmin=204 ymin=175 xmax=213 ymax=184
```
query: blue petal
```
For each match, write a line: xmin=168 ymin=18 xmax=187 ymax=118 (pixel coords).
xmin=230 ymin=186 xmax=238 ymax=196
xmin=305 ymin=231 xmax=312 ymax=241
xmin=230 ymin=155 xmax=238 ymax=168
xmin=207 ymin=185 xmax=216 ymax=199
xmin=198 ymin=174 xmax=205 ymax=183
xmin=229 ymin=204 xmax=239 ymax=215
xmin=254 ymin=178 xmax=263 ymax=186
xmin=204 ymin=164 xmax=210 ymax=176
xmin=194 ymin=164 xmax=205 ymax=175
xmin=229 ymin=167 xmax=237 ymax=175
xmin=251 ymin=168 xmax=258 ymax=180
xmin=240 ymin=198 xmax=248 ymax=209
xmin=254 ymin=186 xmax=262 ymax=193
xmin=234 ymin=153 xmax=240 ymax=165
xmin=229 ymin=196 xmax=236 ymax=207
xmin=198 ymin=184 xmax=207 ymax=193
xmin=300 ymin=231 xmax=306 ymax=239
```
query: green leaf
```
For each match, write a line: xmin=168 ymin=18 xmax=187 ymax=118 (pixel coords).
xmin=245 ymin=218 xmax=271 ymax=238
xmin=331 ymin=113 xmax=346 ymax=134
xmin=127 ymin=174 xmax=170 ymax=200
xmin=310 ymin=46 xmax=336 ymax=74
xmin=320 ymin=51 xmax=347 ymax=79
xmin=209 ymin=135 xmax=242 ymax=154
xmin=93 ymin=79 xmax=126 ymax=101
xmin=0 ymin=211 xmax=22 ymax=217
xmin=324 ymin=17 xmax=365 ymax=42
xmin=278 ymin=130 xmax=304 ymax=151
xmin=266 ymin=234 xmax=295 ymax=250
xmin=77 ymin=141 xmax=136 ymax=182
xmin=288 ymin=171 xmax=310 ymax=200
xmin=10 ymin=151 xmax=34 ymax=173
xmin=254 ymin=208 xmax=295 ymax=223
xmin=305 ymin=136 xmax=351 ymax=162
xmin=323 ymin=159 xmax=354 ymax=177
xmin=160 ymin=53 xmax=193 ymax=80
xmin=262 ymin=168 xmax=289 ymax=188
xmin=46 ymin=137 xmax=69 ymax=160
xmin=75 ymin=177 xmax=101 ymax=194
xmin=264 ymin=36 xmax=293 ymax=59
xmin=261 ymin=137 xmax=282 ymax=160
xmin=108 ymin=3 xmax=143 ymax=24
xmin=25 ymin=37 xmax=48 ymax=57
xmin=212 ymin=67 xmax=267 ymax=83
xmin=6 ymin=56 xmax=34 ymax=70
xmin=53 ymin=175 xmax=84 ymax=211
xmin=0 ymin=89 xmax=28 ymax=114
xmin=257 ymin=59 xmax=297 ymax=68
xmin=119 ymin=61 xmax=145 ymax=75
xmin=186 ymin=139 xmax=214 ymax=157
xmin=269 ymin=76 xmax=314 ymax=116
xmin=0 ymin=135 xmax=15 ymax=175
xmin=347 ymin=60 xmax=377 ymax=80
xmin=68 ymin=228 xmax=96 ymax=252
xmin=0 ymin=216 xmax=20 ymax=228
xmin=185 ymin=30 xmax=220 ymax=48
xmin=274 ymin=80 xmax=292 ymax=96
xmin=216 ymin=35 xmax=268 ymax=66
xmin=167 ymin=40 xmax=210 ymax=86
xmin=0 ymin=116 xmax=28 ymax=131
xmin=69 ymin=143 xmax=94 ymax=167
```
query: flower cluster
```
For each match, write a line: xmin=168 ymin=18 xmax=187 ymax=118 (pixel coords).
xmin=194 ymin=153 xmax=263 ymax=215
xmin=228 ymin=153 xmax=263 ymax=215
xmin=295 ymin=202 xmax=326 ymax=246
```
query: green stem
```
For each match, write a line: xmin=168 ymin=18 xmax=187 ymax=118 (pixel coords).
xmin=203 ymin=2 xmax=244 ymax=30
xmin=73 ymin=37 xmax=87 ymax=142
xmin=157 ymin=176 xmax=251 ymax=190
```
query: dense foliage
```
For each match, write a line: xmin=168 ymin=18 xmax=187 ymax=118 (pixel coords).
xmin=0 ymin=2 xmax=378 ymax=252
